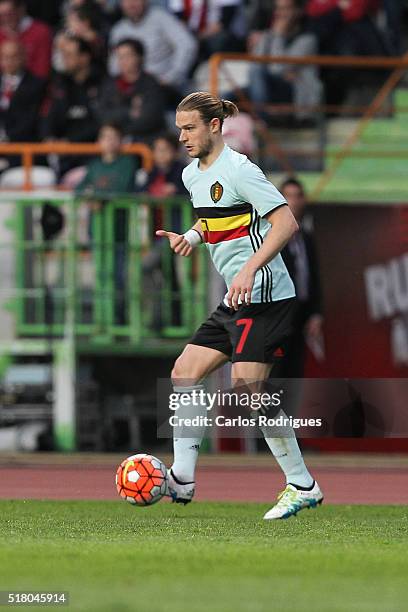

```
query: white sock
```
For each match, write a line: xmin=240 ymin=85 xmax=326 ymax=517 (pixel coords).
xmin=171 ymin=384 xmax=207 ymax=483
xmin=259 ymin=410 xmax=314 ymax=488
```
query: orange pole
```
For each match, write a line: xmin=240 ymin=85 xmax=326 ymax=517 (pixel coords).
xmin=209 ymin=54 xmax=223 ymax=96
xmin=209 ymin=53 xmax=408 ymax=71
xmin=310 ymin=50 xmax=408 ymax=201
xmin=0 ymin=142 xmax=154 ymax=185
xmin=208 ymin=52 xmax=408 ymax=106
xmin=22 ymin=148 xmax=33 ymax=191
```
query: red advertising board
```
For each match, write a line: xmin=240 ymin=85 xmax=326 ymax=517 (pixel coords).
xmin=303 ymin=203 xmax=408 ymax=451
xmin=305 ymin=203 xmax=408 ymax=377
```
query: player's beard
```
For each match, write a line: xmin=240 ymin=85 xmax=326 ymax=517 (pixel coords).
xmin=196 ymin=134 xmax=214 ymax=160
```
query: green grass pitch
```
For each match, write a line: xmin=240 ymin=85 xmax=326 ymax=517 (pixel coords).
xmin=0 ymin=500 xmax=407 ymax=612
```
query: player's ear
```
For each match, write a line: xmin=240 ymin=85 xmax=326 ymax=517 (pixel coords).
xmin=209 ymin=117 xmax=221 ymax=134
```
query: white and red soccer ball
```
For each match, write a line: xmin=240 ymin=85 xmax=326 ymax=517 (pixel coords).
xmin=116 ymin=453 xmax=168 ymax=506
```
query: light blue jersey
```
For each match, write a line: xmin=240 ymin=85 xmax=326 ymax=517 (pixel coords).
xmin=182 ymin=145 xmax=295 ymax=303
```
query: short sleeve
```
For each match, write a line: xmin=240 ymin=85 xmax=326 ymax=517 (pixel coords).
xmin=182 ymin=165 xmax=191 ymax=191
xmin=236 ymin=160 xmax=287 ymax=218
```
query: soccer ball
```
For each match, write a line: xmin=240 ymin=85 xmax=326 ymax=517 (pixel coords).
xmin=115 ymin=453 xmax=168 ymax=506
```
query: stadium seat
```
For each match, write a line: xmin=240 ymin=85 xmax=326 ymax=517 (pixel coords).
xmin=0 ymin=166 xmax=57 ymax=189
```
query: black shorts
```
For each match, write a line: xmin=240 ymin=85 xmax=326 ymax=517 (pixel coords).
xmin=189 ymin=298 xmax=295 ymax=364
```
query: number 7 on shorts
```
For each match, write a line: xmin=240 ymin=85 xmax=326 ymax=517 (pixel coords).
xmin=235 ymin=318 xmax=253 ymax=354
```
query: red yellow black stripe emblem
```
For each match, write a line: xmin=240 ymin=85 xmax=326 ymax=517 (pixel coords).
xmin=200 ymin=212 xmax=251 ymax=244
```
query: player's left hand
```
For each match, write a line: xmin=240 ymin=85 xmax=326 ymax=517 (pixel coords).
xmin=227 ymin=267 xmax=256 ymax=310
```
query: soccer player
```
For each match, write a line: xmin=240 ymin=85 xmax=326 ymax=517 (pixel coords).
xmin=156 ymin=92 xmax=323 ymax=520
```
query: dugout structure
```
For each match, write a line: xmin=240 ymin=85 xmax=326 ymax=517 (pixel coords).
xmin=0 ymin=192 xmax=209 ymax=451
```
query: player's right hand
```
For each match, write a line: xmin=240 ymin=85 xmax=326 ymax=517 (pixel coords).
xmin=156 ymin=230 xmax=193 ymax=257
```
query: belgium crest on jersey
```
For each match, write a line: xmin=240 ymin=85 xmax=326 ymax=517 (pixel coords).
xmin=210 ymin=181 xmax=223 ymax=203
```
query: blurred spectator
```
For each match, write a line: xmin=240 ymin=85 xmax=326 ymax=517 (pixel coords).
xmin=62 ymin=0 xmax=115 ymax=33
xmin=380 ymin=0 xmax=403 ymax=54
xmin=136 ymin=132 xmax=185 ymax=249
xmin=136 ymin=132 xmax=185 ymax=197
xmin=0 ymin=40 xmax=45 ymax=171
xmin=248 ymin=0 xmax=321 ymax=121
xmin=109 ymin=0 xmax=198 ymax=100
xmin=76 ymin=121 xmax=137 ymax=198
xmin=307 ymin=0 xmax=380 ymax=23
xmin=136 ymin=132 xmax=185 ymax=283
xmin=169 ymin=0 xmax=246 ymax=62
xmin=0 ymin=0 xmax=52 ymax=79
xmin=306 ymin=0 xmax=388 ymax=104
xmin=0 ymin=40 xmax=45 ymax=143
xmin=99 ymin=38 xmax=165 ymax=142
xmin=65 ymin=5 xmax=107 ymax=61
xmin=169 ymin=0 xmax=218 ymax=34
xmin=43 ymin=35 xmax=104 ymax=175
xmin=247 ymin=0 xmax=273 ymax=51
xmin=278 ymin=177 xmax=324 ymax=377
xmin=306 ymin=0 xmax=386 ymax=56
xmin=136 ymin=132 xmax=186 ymax=330
xmin=53 ymin=3 xmax=120 ymax=73
xmin=76 ymin=121 xmax=138 ymax=323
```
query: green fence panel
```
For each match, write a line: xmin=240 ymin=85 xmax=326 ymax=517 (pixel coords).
xmin=11 ymin=195 xmax=209 ymax=351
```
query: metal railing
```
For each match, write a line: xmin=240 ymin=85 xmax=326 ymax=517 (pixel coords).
xmin=209 ymin=52 xmax=408 ymax=199
xmin=0 ymin=142 xmax=153 ymax=191
xmin=209 ymin=53 xmax=408 ymax=95
xmin=10 ymin=195 xmax=208 ymax=346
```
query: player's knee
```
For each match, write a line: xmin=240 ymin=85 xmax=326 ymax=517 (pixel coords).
xmin=171 ymin=357 xmax=201 ymax=386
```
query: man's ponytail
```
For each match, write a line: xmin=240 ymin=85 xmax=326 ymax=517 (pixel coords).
xmin=177 ymin=92 xmax=240 ymax=128
xmin=221 ymin=99 xmax=239 ymax=120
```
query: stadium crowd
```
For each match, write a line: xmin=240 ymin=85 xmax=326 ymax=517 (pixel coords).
xmin=0 ymin=0 xmax=405 ymax=182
